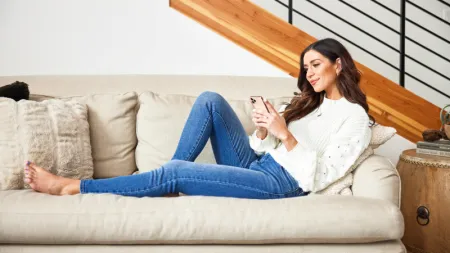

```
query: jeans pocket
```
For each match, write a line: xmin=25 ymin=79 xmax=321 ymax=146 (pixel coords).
xmin=257 ymin=153 xmax=270 ymax=164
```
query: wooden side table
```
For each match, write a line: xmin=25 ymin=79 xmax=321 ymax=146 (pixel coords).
xmin=397 ymin=149 xmax=450 ymax=253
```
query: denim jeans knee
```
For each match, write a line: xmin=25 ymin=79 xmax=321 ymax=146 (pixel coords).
xmin=196 ymin=91 xmax=226 ymax=107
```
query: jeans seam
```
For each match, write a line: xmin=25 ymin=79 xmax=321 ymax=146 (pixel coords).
xmin=185 ymin=113 xmax=212 ymax=162
xmin=80 ymin=180 xmax=86 ymax=193
xmin=102 ymin=177 xmax=290 ymax=197
xmin=211 ymin=110 xmax=245 ymax=167
xmin=257 ymin=157 xmax=300 ymax=196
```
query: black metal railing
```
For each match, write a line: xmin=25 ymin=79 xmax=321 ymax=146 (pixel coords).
xmin=400 ymin=0 xmax=406 ymax=87
xmin=275 ymin=0 xmax=450 ymax=100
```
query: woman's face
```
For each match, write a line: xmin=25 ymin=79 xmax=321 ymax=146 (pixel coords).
xmin=303 ymin=50 xmax=340 ymax=93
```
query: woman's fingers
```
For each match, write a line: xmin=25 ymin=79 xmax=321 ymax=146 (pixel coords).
xmin=252 ymin=109 xmax=273 ymax=130
xmin=252 ymin=117 xmax=266 ymax=123
xmin=254 ymin=122 xmax=268 ymax=128
xmin=253 ymin=108 xmax=271 ymax=115
xmin=252 ymin=110 xmax=271 ymax=119
xmin=264 ymin=101 xmax=278 ymax=115
xmin=252 ymin=117 xmax=268 ymax=126
xmin=252 ymin=113 xmax=270 ymax=121
xmin=252 ymin=115 xmax=268 ymax=121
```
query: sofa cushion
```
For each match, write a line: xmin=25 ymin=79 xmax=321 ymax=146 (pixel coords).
xmin=0 ymin=190 xmax=404 ymax=244
xmin=63 ymin=92 xmax=138 ymax=178
xmin=369 ymin=123 xmax=397 ymax=149
xmin=0 ymin=240 xmax=407 ymax=253
xmin=135 ymin=91 xmax=291 ymax=172
xmin=0 ymin=98 xmax=93 ymax=190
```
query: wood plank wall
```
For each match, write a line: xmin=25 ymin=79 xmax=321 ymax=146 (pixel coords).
xmin=170 ymin=0 xmax=443 ymax=143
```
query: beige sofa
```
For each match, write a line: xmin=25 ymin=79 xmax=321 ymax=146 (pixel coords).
xmin=0 ymin=75 xmax=405 ymax=253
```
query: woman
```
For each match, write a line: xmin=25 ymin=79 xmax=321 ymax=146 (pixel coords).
xmin=24 ymin=38 xmax=373 ymax=199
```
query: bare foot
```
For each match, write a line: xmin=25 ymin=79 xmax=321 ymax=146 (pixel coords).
xmin=24 ymin=161 xmax=81 ymax=195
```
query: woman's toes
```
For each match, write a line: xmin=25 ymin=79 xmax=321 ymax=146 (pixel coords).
xmin=24 ymin=166 xmax=35 ymax=185
xmin=28 ymin=162 xmax=43 ymax=172
xmin=28 ymin=161 xmax=35 ymax=169
xmin=25 ymin=166 xmax=34 ymax=173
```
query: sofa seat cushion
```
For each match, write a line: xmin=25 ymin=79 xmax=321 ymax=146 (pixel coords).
xmin=0 ymin=190 xmax=404 ymax=244
xmin=0 ymin=241 xmax=407 ymax=253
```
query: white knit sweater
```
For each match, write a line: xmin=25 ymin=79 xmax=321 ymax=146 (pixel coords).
xmin=248 ymin=95 xmax=371 ymax=193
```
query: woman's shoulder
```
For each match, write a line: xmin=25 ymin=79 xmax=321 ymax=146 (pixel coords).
xmin=341 ymin=99 xmax=369 ymax=120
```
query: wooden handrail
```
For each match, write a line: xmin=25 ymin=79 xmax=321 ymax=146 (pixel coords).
xmin=170 ymin=0 xmax=442 ymax=143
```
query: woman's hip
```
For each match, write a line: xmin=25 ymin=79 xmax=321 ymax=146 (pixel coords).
xmin=249 ymin=153 xmax=307 ymax=197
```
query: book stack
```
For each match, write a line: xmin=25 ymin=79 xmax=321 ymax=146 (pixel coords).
xmin=416 ymin=139 xmax=450 ymax=158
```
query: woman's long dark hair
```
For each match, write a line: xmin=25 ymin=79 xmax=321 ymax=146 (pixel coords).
xmin=282 ymin=38 xmax=375 ymax=126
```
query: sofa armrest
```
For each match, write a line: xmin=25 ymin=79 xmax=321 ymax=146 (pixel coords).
xmin=352 ymin=155 xmax=401 ymax=207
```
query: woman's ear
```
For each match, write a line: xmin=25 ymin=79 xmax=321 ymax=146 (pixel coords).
xmin=335 ymin=58 xmax=342 ymax=75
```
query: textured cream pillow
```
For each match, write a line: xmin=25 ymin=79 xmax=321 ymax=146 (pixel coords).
xmin=62 ymin=92 xmax=138 ymax=178
xmin=314 ymin=146 xmax=375 ymax=195
xmin=135 ymin=91 xmax=291 ymax=173
xmin=316 ymin=123 xmax=397 ymax=195
xmin=0 ymin=98 xmax=93 ymax=190
xmin=369 ymin=123 xmax=397 ymax=149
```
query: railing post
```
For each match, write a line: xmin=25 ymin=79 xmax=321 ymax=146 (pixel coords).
xmin=399 ymin=0 xmax=406 ymax=87
xmin=288 ymin=0 xmax=293 ymax=24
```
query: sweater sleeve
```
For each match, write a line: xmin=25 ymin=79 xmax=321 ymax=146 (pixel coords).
xmin=280 ymin=111 xmax=371 ymax=192
xmin=248 ymin=131 xmax=278 ymax=156
xmin=248 ymin=104 xmax=288 ymax=156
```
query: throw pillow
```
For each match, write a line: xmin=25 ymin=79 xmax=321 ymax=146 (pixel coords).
xmin=0 ymin=81 xmax=30 ymax=101
xmin=62 ymin=92 xmax=139 ymax=178
xmin=369 ymin=123 xmax=397 ymax=149
xmin=314 ymin=146 xmax=375 ymax=195
xmin=316 ymin=123 xmax=397 ymax=195
xmin=0 ymin=98 xmax=94 ymax=190
xmin=135 ymin=91 xmax=291 ymax=173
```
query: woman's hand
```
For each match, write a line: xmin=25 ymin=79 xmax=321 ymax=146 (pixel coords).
xmin=252 ymin=100 xmax=290 ymax=141
xmin=251 ymin=112 xmax=268 ymax=139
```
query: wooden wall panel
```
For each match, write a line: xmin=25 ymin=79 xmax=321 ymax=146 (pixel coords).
xmin=170 ymin=0 xmax=443 ymax=143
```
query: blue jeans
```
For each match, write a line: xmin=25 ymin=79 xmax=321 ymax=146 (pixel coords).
xmin=80 ymin=91 xmax=307 ymax=199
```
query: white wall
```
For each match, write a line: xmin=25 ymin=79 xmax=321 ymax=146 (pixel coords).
xmin=0 ymin=0 xmax=288 ymax=77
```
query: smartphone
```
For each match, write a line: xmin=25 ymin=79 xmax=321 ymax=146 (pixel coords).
xmin=250 ymin=96 xmax=270 ymax=113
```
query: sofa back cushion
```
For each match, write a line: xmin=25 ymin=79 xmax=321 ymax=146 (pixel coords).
xmin=63 ymin=92 xmax=138 ymax=178
xmin=0 ymin=98 xmax=93 ymax=190
xmin=135 ymin=91 xmax=292 ymax=172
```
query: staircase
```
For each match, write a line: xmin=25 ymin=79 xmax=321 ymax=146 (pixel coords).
xmin=170 ymin=0 xmax=449 ymax=143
